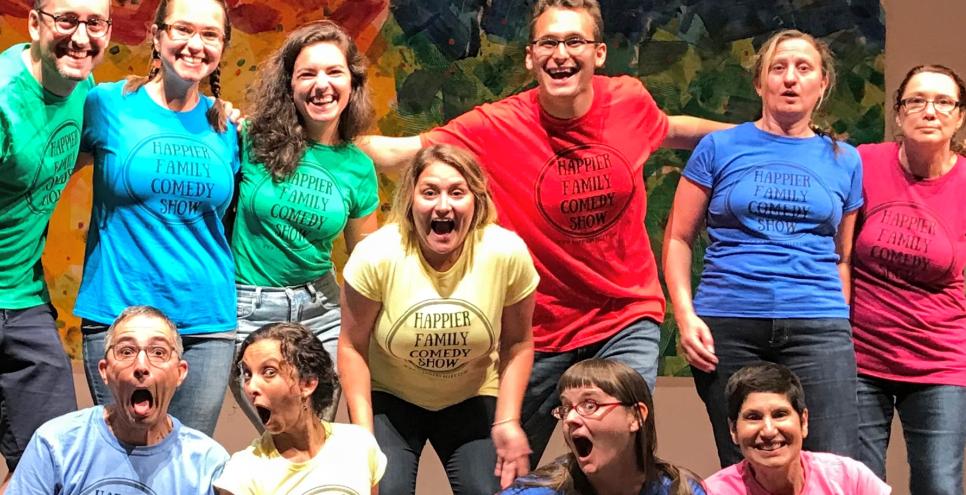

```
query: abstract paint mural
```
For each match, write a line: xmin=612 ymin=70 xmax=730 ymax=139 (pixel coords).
xmin=0 ymin=0 xmax=884 ymax=374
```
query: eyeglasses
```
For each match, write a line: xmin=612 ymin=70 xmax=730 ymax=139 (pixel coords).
xmin=551 ymin=399 xmax=628 ymax=419
xmin=108 ymin=343 xmax=177 ymax=365
xmin=36 ymin=10 xmax=112 ymax=38
xmin=900 ymin=96 xmax=962 ymax=115
xmin=160 ymin=22 xmax=225 ymax=46
xmin=530 ymin=36 xmax=599 ymax=55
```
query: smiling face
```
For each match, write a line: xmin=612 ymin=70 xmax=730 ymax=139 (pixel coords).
xmin=29 ymin=0 xmax=111 ymax=86
xmin=558 ymin=385 xmax=642 ymax=477
xmin=896 ymin=71 xmax=965 ymax=148
xmin=730 ymin=392 xmax=808 ymax=473
xmin=291 ymin=41 xmax=352 ymax=143
xmin=411 ymin=161 xmax=476 ymax=270
xmin=525 ymin=7 xmax=606 ymax=114
xmin=756 ymin=37 xmax=828 ymax=125
xmin=241 ymin=339 xmax=317 ymax=434
xmin=98 ymin=315 xmax=187 ymax=428
xmin=152 ymin=0 xmax=226 ymax=85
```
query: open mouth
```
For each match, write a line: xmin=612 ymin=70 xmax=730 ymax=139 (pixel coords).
xmin=547 ymin=66 xmax=579 ymax=80
xmin=754 ymin=441 xmax=787 ymax=453
xmin=178 ymin=54 xmax=205 ymax=66
xmin=571 ymin=434 xmax=593 ymax=458
xmin=780 ymin=90 xmax=799 ymax=98
xmin=308 ymin=94 xmax=337 ymax=106
xmin=255 ymin=405 xmax=272 ymax=425
xmin=430 ymin=218 xmax=455 ymax=235
xmin=130 ymin=389 xmax=155 ymax=417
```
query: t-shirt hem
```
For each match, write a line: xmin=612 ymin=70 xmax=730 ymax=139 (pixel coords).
xmin=371 ymin=386 xmax=497 ymax=411
xmin=0 ymin=294 xmax=50 ymax=310
xmin=857 ymin=367 xmax=966 ymax=388
xmin=533 ymin=311 xmax=663 ymax=353
xmin=694 ymin=309 xmax=850 ymax=319
xmin=74 ymin=308 xmax=236 ymax=334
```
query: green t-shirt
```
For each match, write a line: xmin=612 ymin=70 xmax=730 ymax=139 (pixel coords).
xmin=231 ymin=136 xmax=380 ymax=286
xmin=0 ymin=43 xmax=93 ymax=309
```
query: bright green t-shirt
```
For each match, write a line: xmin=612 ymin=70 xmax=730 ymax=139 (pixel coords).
xmin=0 ymin=43 xmax=93 ymax=309
xmin=231 ymin=136 xmax=379 ymax=286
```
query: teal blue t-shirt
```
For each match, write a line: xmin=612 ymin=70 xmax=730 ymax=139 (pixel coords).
xmin=75 ymin=80 xmax=239 ymax=333
xmin=231 ymin=137 xmax=379 ymax=287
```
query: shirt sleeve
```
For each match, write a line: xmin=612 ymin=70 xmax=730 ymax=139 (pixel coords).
xmin=420 ymin=105 xmax=490 ymax=157
xmin=350 ymin=152 xmax=380 ymax=219
xmin=681 ymin=133 xmax=717 ymax=188
xmin=634 ymin=78 xmax=669 ymax=152
xmin=212 ymin=451 xmax=254 ymax=495
xmin=843 ymin=147 xmax=864 ymax=212
xmin=366 ymin=430 xmax=387 ymax=486
xmin=502 ymin=232 xmax=539 ymax=306
xmin=342 ymin=231 xmax=388 ymax=302
xmin=6 ymin=434 xmax=58 ymax=494
xmin=850 ymin=458 xmax=892 ymax=494
xmin=80 ymin=85 xmax=104 ymax=154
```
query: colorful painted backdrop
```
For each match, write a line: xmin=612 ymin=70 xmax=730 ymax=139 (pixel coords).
xmin=0 ymin=0 xmax=884 ymax=374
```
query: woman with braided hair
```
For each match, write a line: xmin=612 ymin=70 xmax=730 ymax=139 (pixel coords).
xmin=74 ymin=0 xmax=239 ymax=436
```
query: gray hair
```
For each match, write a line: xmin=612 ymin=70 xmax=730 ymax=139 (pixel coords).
xmin=104 ymin=306 xmax=183 ymax=357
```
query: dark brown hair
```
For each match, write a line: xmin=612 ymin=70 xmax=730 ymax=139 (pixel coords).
xmin=246 ymin=20 xmax=374 ymax=179
xmin=726 ymin=362 xmax=807 ymax=425
xmin=123 ymin=0 xmax=232 ymax=133
xmin=893 ymin=64 xmax=966 ymax=154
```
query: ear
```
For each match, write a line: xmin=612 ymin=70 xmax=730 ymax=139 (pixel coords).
xmin=151 ymin=24 xmax=160 ymax=52
xmin=98 ymin=359 xmax=109 ymax=385
xmin=594 ymin=42 xmax=607 ymax=69
xmin=175 ymin=358 xmax=189 ymax=388
xmin=525 ymin=45 xmax=534 ymax=72
xmin=628 ymin=402 xmax=648 ymax=432
xmin=800 ymin=408 xmax=809 ymax=439
xmin=729 ymin=419 xmax=738 ymax=445
xmin=301 ymin=376 xmax=319 ymax=399
xmin=28 ymin=9 xmax=42 ymax=43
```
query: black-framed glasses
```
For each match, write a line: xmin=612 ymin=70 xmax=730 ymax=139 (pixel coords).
xmin=900 ymin=96 xmax=962 ymax=115
xmin=160 ymin=22 xmax=225 ymax=46
xmin=107 ymin=343 xmax=177 ymax=365
xmin=551 ymin=399 xmax=629 ymax=419
xmin=36 ymin=10 xmax=111 ymax=38
xmin=530 ymin=36 xmax=599 ymax=55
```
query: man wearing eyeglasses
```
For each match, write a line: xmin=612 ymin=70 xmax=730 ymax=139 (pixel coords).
xmin=0 ymin=0 xmax=111 ymax=488
xmin=7 ymin=306 xmax=228 ymax=494
xmin=356 ymin=0 xmax=731 ymax=473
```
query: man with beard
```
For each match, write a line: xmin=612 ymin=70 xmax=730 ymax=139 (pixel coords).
xmin=7 ymin=306 xmax=228 ymax=494
xmin=0 ymin=0 xmax=111 ymax=486
xmin=359 ymin=0 xmax=730 ymax=468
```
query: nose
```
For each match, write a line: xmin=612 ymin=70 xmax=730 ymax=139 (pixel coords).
xmin=70 ymin=22 xmax=91 ymax=45
xmin=922 ymin=101 xmax=939 ymax=116
xmin=131 ymin=349 xmax=152 ymax=377
xmin=435 ymin=193 xmax=453 ymax=213
xmin=761 ymin=416 xmax=778 ymax=436
xmin=783 ymin=68 xmax=798 ymax=85
xmin=185 ymin=31 xmax=205 ymax=50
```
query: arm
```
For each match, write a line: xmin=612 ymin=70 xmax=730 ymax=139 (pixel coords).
xmin=492 ymin=293 xmax=535 ymax=489
xmin=338 ymin=282 xmax=382 ymax=433
xmin=355 ymin=135 xmax=422 ymax=173
xmin=836 ymin=210 xmax=858 ymax=302
xmin=662 ymin=116 xmax=734 ymax=150
xmin=662 ymin=177 xmax=717 ymax=372
xmin=344 ymin=212 xmax=379 ymax=254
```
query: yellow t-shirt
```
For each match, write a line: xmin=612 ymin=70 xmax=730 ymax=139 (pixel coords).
xmin=344 ymin=223 xmax=539 ymax=410
xmin=214 ymin=421 xmax=385 ymax=495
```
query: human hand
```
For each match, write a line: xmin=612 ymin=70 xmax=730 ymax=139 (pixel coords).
xmin=677 ymin=312 xmax=717 ymax=372
xmin=492 ymin=420 xmax=531 ymax=489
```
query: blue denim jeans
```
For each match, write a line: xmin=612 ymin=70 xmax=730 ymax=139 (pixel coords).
xmin=857 ymin=374 xmax=966 ymax=495
xmin=692 ymin=317 xmax=858 ymax=468
xmin=0 ymin=304 xmax=76 ymax=470
xmin=82 ymin=320 xmax=235 ymax=437
xmin=231 ymin=272 xmax=341 ymax=429
xmin=520 ymin=318 xmax=661 ymax=468
xmin=374 ymin=391 xmax=498 ymax=495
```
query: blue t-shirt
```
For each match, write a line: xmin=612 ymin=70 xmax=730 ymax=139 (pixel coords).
xmin=7 ymin=406 xmax=228 ymax=495
xmin=75 ymin=81 xmax=239 ymax=333
xmin=501 ymin=472 xmax=706 ymax=494
xmin=682 ymin=122 xmax=863 ymax=318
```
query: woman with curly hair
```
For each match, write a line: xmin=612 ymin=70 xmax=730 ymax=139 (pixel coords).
xmin=228 ymin=20 xmax=379 ymax=427
xmin=216 ymin=322 xmax=385 ymax=494
xmin=77 ymin=0 xmax=238 ymax=436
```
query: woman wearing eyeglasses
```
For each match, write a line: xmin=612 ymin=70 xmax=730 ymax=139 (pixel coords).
xmin=501 ymin=359 xmax=705 ymax=495
xmin=75 ymin=0 xmax=238 ymax=437
xmin=663 ymin=29 xmax=863 ymax=467
xmin=851 ymin=65 xmax=966 ymax=495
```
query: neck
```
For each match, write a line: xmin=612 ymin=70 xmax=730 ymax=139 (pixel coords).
xmin=900 ymin=141 xmax=955 ymax=179
xmin=104 ymin=406 xmax=172 ymax=447
xmin=147 ymin=72 xmax=200 ymax=112
xmin=305 ymin=120 xmax=340 ymax=146
xmin=272 ymin=413 xmax=326 ymax=463
xmin=751 ymin=459 xmax=804 ymax=495
xmin=586 ymin=457 xmax=647 ymax=495
xmin=538 ymin=87 xmax=594 ymax=120
xmin=24 ymin=46 xmax=77 ymax=97
xmin=756 ymin=113 xmax=815 ymax=138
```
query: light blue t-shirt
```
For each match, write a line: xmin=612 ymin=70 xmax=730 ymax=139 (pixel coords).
xmin=682 ymin=122 xmax=863 ymax=318
xmin=75 ymin=80 xmax=239 ymax=333
xmin=7 ymin=406 xmax=228 ymax=495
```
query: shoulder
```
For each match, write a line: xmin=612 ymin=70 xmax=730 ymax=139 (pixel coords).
xmin=328 ymin=422 xmax=379 ymax=444
xmin=703 ymin=462 xmax=747 ymax=493
xmin=341 ymin=142 xmax=376 ymax=166
xmin=34 ymin=408 xmax=97 ymax=439
xmin=856 ymin=141 xmax=895 ymax=162
xmin=356 ymin=224 xmax=404 ymax=251
xmin=174 ymin=420 xmax=230 ymax=461
xmin=478 ymin=224 xmax=529 ymax=254
xmin=0 ymin=44 xmax=28 ymax=90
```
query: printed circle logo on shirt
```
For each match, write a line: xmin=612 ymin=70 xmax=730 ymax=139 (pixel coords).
xmin=726 ymin=162 xmax=835 ymax=240
xmin=535 ymin=143 xmax=635 ymax=238
xmin=25 ymin=120 xmax=80 ymax=214
xmin=248 ymin=162 xmax=348 ymax=252
xmin=856 ymin=201 xmax=956 ymax=285
xmin=386 ymin=299 xmax=495 ymax=376
xmin=123 ymin=134 xmax=233 ymax=224
xmin=79 ymin=478 xmax=156 ymax=494
xmin=302 ymin=486 xmax=360 ymax=495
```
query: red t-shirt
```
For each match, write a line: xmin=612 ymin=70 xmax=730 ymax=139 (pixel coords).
xmin=852 ymin=142 xmax=966 ymax=386
xmin=422 ymin=75 xmax=669 ymax=352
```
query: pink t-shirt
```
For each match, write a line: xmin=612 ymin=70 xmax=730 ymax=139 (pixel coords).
xmin=422 ymin=75 xmax=669 ymax=352
xmin=704 ymin=451 xmax=891 ymax=495
xmin=852 ymin=142 xmax=966 ymax=386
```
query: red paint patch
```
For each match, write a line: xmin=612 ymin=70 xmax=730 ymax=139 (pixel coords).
xmin=229 ymin=4 xmax=281 ymax=34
